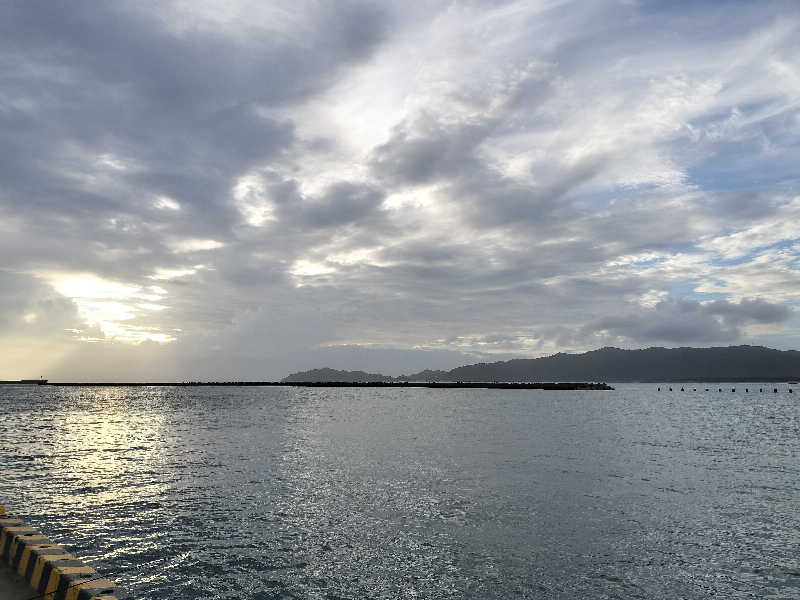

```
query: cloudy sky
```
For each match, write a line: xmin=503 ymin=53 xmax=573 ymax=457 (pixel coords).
xmin=2 ymin=1 xmax=799 ymax=380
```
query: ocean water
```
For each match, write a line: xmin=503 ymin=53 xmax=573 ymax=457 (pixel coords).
xmin=0 ymin=384 xmax=798 ymax=599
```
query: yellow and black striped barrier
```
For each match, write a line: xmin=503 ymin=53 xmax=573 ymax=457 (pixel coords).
xmin=0 ymin=505 xmax=117 ymax=600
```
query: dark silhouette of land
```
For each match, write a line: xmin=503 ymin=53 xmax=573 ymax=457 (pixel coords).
xmin=281 ymin=368 xmax=392 ymax=383
xmin=37 ymin=381 xmax=613 ymax=390
xmin=283 ymin=345 xmax=800 ymax=383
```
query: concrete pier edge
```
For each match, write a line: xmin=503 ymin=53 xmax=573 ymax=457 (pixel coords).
xmin=0 ymin=504 xmax=118 ymax=600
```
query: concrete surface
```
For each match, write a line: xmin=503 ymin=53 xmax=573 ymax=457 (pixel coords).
xmin=0 ymin=563 xmax=31 ymax=600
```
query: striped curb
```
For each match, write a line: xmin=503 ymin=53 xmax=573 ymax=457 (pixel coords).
xmin=0 ymin=505 xmax=118 ymax=600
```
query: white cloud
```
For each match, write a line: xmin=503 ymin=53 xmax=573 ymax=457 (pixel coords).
xmin=167 ymin=239 xmax=225 ymax=253
xmin=696 ymin=246 xmax=800 ymax=304
xmin=233 ymin=173 xmax=276 ymax=226
xmin=149 ymin=266 xmax=205 ymax=280
xmin=153 ymin=195 xmax=181 ymax=211
xmin=699 ymin=197 xmax=800 ymax=259
xmin=289 ymin=259 xmax=336 ymax=282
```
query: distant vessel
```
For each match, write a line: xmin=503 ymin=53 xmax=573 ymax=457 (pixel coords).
xmin=0 ymin=378 xmax=47 ymax=385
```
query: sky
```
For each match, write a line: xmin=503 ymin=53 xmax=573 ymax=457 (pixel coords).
xmin=2 ymin=0 xmax=800 ymax=381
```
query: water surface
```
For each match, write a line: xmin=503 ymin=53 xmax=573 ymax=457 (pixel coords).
xmin=1 ymin=384 xmax=798 ymax=598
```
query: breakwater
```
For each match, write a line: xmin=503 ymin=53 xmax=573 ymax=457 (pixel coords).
xmin=42 ymin=381 xmax=614 ymax=390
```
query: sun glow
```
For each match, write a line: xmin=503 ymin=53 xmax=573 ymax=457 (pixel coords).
xmin=289 ymin=259 xmax=336 ymax=286
xmin=153 ymin=195 xmax=181 ymax=211
xmin=39 ymin=272 xmax=176 ymax=344
xmin=149 ymin=265 xmax=205 ymax=280
xmin=52 ymin=275 xmax=141 ymax=300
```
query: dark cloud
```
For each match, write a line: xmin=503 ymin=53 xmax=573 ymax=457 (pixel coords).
xmin=371 ymin=117 xmax=488 ymax=185
xmin=0 ymin=271 xmax=81 ymax=336
xmin=585 ymin=298 xmax=792 ymax=344
xmin=0 ymin=0 xmax=389 ymax=273
xmin=190 ymin=106 xmax=295 ymax=168
xmin=0 ymin=2 xmax=388 ymax=107
xmin=298 ymin=182 xmax=387 ymax=229
xmin=454 ymin=161 xmax=602 ymax=231
xmin=702 ymin=298 xmax=792 ymax=325
xmin=698 ymin=190 xmax=787 ymax=222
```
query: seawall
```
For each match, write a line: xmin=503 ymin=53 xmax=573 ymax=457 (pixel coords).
xmin=0 ymin=504 xmax=118 ymax=600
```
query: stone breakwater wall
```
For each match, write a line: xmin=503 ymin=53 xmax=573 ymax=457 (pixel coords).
xmin=44 ymin=381 xmax=614 ymax=389
xmin=0 ymin=504 xmax=117 ymax=600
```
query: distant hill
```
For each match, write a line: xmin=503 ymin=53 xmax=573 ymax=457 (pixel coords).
xmin=282 ymin=346 xmax=800 ymax=383
xmin=282 ymin=367 xmax=394 ymax=383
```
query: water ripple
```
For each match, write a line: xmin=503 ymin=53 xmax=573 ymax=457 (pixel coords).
xmin=1 ymin=384 xmax=798 ymax=598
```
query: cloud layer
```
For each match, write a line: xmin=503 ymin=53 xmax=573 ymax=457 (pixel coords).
xmin=2 ymin=0 xmax=799 ymax=379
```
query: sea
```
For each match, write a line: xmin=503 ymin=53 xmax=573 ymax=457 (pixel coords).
xmin=0 ymin=384 xmax=798 ymax=599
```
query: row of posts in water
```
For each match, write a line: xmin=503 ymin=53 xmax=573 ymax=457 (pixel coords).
xmin=658 ymin=386 xmax=793 ymax=393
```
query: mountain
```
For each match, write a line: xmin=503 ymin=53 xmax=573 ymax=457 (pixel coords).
xmin=281 ymin=346 xmax=800 ymax=382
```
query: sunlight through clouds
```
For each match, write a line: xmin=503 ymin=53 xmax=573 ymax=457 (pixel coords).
xmin=289 ymin=259 xmax=336 ymax=284
xmin=167 ymin=239 xmax=225 ymax=253
xmin=37 ymin=273 xmax=176 ymax=344
xmin=234 ymin=173 xmax=276 ymax=226
xmin=149 ymin=266 xmax=206 ymax=280
xmin=153 ymin=195 xmax=181 ymax=211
